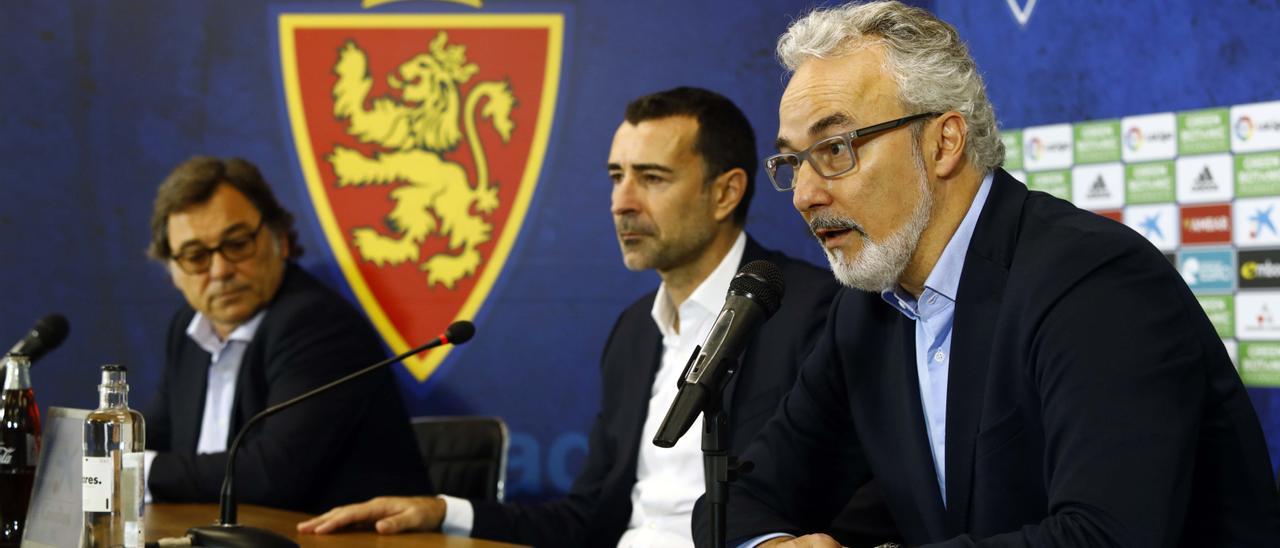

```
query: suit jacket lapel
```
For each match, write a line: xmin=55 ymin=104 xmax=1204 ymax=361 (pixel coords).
xmin=943 ymin=170 xmax=1022 ymax=534
xmin=174 ymin=336 xmax=211 ymax=454
xmin=619 ymin=304 xmax=665 ymax=479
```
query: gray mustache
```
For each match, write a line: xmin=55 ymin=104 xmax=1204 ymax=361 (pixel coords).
xmin=808 ymin=213 xmax=866 ymax=239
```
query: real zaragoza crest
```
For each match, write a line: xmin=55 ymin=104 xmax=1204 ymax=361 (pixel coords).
xmin=278 ymin=13 xmax=563 ymax=380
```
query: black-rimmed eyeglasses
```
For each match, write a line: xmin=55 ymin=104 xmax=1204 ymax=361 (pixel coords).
xmin=764 ymin=112 xmax=941 ymax=191
xmin=170 ymin=221 xmax=266 ymax=274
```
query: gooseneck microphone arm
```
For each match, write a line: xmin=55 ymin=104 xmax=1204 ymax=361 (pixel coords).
xmin=187 ymin=320 xmax=475 ymax=548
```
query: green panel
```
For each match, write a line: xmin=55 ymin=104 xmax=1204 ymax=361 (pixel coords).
xmin=1239 ymin=341 xmax=1280 ymax=387
xmin=1196 ymin=294 xmax=1235 ymax=338
xmin=1125 ymin=161 xmax=1176 ymax=204
xmin=1235 ymin=151 xmax=1280 ymax=198
xmin=1177 ymin=107 xmax=1230 ymax=155
xmin=1026 ymin=170 xmax=1071 ymax=200
xmin=1073 ymin=120 xmax=1121 ymax=164
xmin=1001 ymin=129 xmax=1023 ymax=171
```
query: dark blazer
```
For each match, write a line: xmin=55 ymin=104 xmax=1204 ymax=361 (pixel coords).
xmin=716 ymin=169 xmax=1280 ymax=546
xmin=146 ymin=264 xmax=431 ymax=514
xmin=469 ymin=237 xmax=841 ymax=547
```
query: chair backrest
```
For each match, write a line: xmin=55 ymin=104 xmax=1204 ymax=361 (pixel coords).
xmin=410 ymin=416 xmax=509 ymax=502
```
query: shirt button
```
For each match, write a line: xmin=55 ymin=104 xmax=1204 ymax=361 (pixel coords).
xmin=928 ymin=295 xmax=937 ymax=305
xmin=934 ymin=351 xmax=945 ymax=362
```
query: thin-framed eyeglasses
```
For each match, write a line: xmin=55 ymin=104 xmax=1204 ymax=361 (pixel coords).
xmin=764 ymin=112 xmax=941 ymax=191
xmin=170 ymin=221 xmax=266 ymax=275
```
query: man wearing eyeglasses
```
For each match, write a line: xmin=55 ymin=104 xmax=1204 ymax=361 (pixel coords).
xmin=707 ymin=2 xmax=1279 ymax=546
xmin=142 ymin=156 xmax=430 ymax=513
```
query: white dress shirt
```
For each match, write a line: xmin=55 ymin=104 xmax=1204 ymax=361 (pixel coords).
xmin=442 ymin=232 xmax=747 ymax=547
xmin=144 ymin=310 xmax=266 ymax=500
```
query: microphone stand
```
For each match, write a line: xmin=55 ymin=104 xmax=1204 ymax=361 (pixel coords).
xmin=186 ymin=335 xmax=455 ymax=548
xmin=699 ymin=358 xmax=751 ymax=548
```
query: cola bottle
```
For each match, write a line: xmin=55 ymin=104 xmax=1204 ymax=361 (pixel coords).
xmin=83 ymin=364 xmax=145 ymax=548
xmin=0 ymin=353 xmax=41 ymax=547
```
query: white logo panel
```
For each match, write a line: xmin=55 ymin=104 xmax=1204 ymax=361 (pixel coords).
xmin=1022 ymin=123 xmax=1073 ymax=171
xmin=1121 ymin=112 xmax=1177 ymax=163
xmin=1234 ymin=196 xmax=1280 ymax=248
xmin=1072 ymin=163 xmax=1125 ymax=210
xmin=1175 ymin=154 xmax=1233 ymax=204
xmin=1231 ymin=100 xmax=1280 ymax=154
xmin=1235 ymin=291 xmax=1280 ymax=341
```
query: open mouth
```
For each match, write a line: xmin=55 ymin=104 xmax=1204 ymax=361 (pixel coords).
xmin=809 ymin=215 xmax=864 ymax=247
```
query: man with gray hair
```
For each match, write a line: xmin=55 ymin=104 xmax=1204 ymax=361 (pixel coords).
xmin=703 ymin=2 xmax=1280 ymax=546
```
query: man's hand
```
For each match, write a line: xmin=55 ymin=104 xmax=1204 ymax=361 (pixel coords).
xmin=296 ymin=496 xmax=446 ymax=535
xmin=760 ymin=534 xmax=842 ymax=547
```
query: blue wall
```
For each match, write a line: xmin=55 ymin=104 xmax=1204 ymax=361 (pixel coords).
xmin=2 ymin=0 xmax=1277 ymax=500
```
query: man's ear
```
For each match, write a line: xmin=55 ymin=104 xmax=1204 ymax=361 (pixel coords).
xmin=711 ymin=167 xmax=747 ymax=223
xmin=930 ymin=112 xmax=968 ymax=179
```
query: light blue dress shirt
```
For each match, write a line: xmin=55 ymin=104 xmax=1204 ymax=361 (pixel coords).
xmin=879 ymin=172 xmax=992 ymax=505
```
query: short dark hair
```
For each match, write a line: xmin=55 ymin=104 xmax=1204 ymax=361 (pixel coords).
xmin=624 ymin=87 xmax=757 ymax=225
xmin=148 ymin=156 xmax=304 ymax=261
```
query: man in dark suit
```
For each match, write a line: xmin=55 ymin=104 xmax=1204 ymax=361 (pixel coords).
xmin=299 ymin=88 xmax=866 ymax=546
xmin=709 ymin=2 xmax=1280 ymax=546
xmin=144 ymin=156 xmax=430 ymax=514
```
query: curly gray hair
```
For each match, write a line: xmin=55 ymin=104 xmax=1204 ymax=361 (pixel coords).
xmin=777 ymin=1 xmax=1004 ymax=172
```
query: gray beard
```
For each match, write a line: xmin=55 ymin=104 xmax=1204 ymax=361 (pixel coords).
xmin=814 ymin=149 xmax=934 ymax=293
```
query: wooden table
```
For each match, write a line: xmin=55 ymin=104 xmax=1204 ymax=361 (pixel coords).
xmin=146 ymin=504 xmax=523 ymax=547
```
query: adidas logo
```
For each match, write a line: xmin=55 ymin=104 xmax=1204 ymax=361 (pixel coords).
xmin=1192 ymin=166 xmax=1218 ymax=191
xmin=1086 ymin=175 xmax=1110 ymax=199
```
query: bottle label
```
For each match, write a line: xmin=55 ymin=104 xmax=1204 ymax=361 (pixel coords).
xmin=82 ymin=455 xmax=114 ymax=512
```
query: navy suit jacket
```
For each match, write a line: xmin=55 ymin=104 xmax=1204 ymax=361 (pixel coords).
xmin=146 ymin=264 xmax=431 ymax=514
xmin=469 ymin=237 xmax=841 ymax=547
xmin=715 ymin=170 xmax=1280 ymax=546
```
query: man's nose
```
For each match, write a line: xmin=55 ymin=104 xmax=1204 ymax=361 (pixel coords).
xmin=792 ymin=163 xmax=833 ymax=213
xmin=208 ymin=250 xmax=235 ymax=279
xmin=611 ymin=176 xmax=641 ymax=217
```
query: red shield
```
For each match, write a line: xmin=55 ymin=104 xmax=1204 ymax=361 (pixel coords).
xmin=279 ymin=14 xmax=563 ymax=380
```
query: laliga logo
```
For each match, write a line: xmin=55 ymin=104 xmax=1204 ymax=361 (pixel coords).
xmin=1236 ymin=116 xmax=1255 ymax=141
xmin=1025 ymin=137 xmax=1044 ymax=161
xmin=1125 ymin=126 xmax=1143 ymax=151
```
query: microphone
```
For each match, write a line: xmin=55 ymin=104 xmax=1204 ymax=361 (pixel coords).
xmin=652 ymin=260 xmax=784 ymax=448
xmin=7 ymin=313 xmax=69 ymax=363
xmin=186 ymin=320 xmax=475 ymax=548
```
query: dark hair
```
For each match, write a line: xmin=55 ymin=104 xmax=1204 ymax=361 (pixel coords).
xmin=624 ymin=87 xmax=757 ymax=225
xmin=147 ymin=156 xmax=304 ymax=261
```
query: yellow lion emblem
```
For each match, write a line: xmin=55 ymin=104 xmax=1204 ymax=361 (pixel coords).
xmin=329 ymin=32 xmax=514 ymax=288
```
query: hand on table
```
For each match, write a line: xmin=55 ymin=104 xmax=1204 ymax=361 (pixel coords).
xmin=297 ymin=496 xmax=446 ymax=535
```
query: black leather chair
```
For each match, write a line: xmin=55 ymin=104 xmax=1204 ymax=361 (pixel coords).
xmin=410 ymin=416 xmax=509 ymax=502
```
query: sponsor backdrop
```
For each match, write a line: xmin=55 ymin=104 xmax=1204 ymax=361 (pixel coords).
xmin=2 ymin=0 xmax=1279 ymax=501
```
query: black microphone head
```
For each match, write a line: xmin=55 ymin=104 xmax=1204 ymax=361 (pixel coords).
xmin=10 ymin=313 xmax=70 ymax=362
xmin=729 ymin=260 xmax=785 ymax=317
xmin=444 ymin=320 xmax=475 ymax=345
xmin=36 ymin=314 xmax=70 ymax=346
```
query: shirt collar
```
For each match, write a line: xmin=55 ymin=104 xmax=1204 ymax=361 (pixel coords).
xmin=881 ymin=172 xmax=994 ymax=317
xmin=186 ymin=309 xmax=267 ymax=357
xmin=650 ymin=231 xmax=747 ymax=338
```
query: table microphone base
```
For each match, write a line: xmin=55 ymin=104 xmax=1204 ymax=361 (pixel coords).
xmin=188 ymin=524 xmax=299 ymax=548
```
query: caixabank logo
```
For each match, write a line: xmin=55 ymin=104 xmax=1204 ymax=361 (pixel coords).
xmin=277 ymin=9 xmax=563 ymax=381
